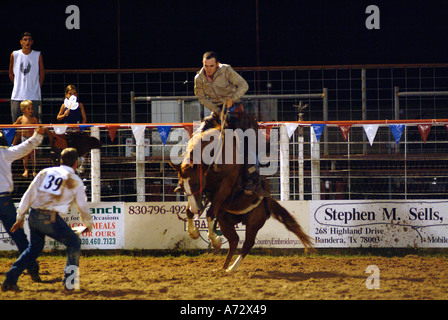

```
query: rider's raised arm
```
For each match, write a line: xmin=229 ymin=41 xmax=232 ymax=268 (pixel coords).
xmin=224 ymin=66 xmax=249 ymax=103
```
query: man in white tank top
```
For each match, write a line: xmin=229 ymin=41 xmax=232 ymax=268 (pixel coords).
xmin=9 ymin=32 xmax=45 ymax=123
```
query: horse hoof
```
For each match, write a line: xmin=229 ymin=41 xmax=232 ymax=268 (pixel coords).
xmin=226 ymin=255 xmax=243 ymax=272
xmin=210 ymin=236 xmax=222 ymax=250
xmin=188 ymin=230 xmax=200 ymax=239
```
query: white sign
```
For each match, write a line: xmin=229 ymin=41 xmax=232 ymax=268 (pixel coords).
xmin=310 ymin=200 xmax=448 ymax=248
xmin=124 ymin=201 xmax=310 ymax=249
xmin=0 ymin=203 xmax=125 ymax=251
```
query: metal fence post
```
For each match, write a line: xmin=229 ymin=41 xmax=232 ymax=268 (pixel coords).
xmin=279 ymin=125 xmax=290 ymax=201
xmin=130 ymin=91 xmax=136 ymax=123
xmin=91 ymin=126 xmax=101 ymax=202
xmin=311 ymin=126 xmax=321 ymax=200
xmin=323 ymin=88 xmax=328 ymax=156
xmin=136 ymin=131 xmax=146 ymax=202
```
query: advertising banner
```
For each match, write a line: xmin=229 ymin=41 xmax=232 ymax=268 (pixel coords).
xmin=3 ymin=200 xmax=448 ymax=251
xmin=0 ymin=203 xmax=125 ymax=251
xmin=124 ymin=201 xmax=310 ymax=249
xmin=310 ymin=200 xmax=448 ymax=248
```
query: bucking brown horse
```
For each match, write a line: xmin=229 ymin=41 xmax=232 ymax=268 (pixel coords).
xmin=171 ymin=123 xmax=313 ymax=272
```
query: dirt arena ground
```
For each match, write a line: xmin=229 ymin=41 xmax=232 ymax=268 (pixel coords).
xmin=1 ymin=251 xmax=448 ymax=301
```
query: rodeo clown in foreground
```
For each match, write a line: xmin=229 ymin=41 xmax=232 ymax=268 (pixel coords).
xmin=2 ymin=148 xmax=93 ymax=292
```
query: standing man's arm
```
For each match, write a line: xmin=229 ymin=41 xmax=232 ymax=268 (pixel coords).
xmin=38 ymin=54 xmax=45 ymax=87
xmin=74 ymin=186 xmax=93 ymax=231
xmin=9 ymin=53 xmax=14 ymax=83
xmin=11 ymin=171 xmax=44 ymax=232
xmin=4 ymin=127 xmax=45 ymax=162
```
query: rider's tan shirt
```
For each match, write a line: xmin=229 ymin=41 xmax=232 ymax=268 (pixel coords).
xmin=194 ymin=64 xmax=248 ymax=115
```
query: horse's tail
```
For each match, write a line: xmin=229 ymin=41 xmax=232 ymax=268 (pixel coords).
xmin=269 ymin=199 xmax=315 ymax=252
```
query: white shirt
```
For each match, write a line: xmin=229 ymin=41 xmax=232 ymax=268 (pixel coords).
xmin=16 ymin=164 xmax=93 ymax=230
xmin=0 ymin=131 xmax=43 ymax=194
xmin=11 ymin=50 xmax=42 ymax=101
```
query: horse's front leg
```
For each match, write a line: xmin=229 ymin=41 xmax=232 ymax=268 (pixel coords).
xmin=207 ymin=185 xmax=233 ymax=249
xmin=206 ymin=203 xmax=222 ymax=249
xmin=186 ymin=208 xmax=199 ymax=239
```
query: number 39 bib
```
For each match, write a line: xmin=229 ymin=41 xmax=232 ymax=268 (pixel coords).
xmin=39 ymin=168 xmax=69 ymax=196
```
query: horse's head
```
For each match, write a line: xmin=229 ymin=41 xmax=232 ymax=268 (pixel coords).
xmin=170 ymin=161 xmax=206 ymax=215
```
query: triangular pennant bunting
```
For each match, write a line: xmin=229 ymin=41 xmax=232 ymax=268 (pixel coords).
xmin=157 ymin=125 xmax=172 ymax=146
xmin=2 ymin=128 xmax=16 ymax=146
xmin=390 ymin=124 xmax=405 ymax=145
xmin=260 ymin=124 xmax=274 ymax=141
xmin=363 ymin=124 xmax=379 ymax=146
xmin=338 ymin=124 xmax=352 ymax=141
xmin=181 ymin=124 xmax=193 ymax=138
xmin=285 ymin=123 xmax=299 ymax=139
xmin=53 ymin=125 xmax=68 ymax=135
xmin=311 ymin=124 xmax=326 ymax=141
xmin=79 ymin=125 xmax=93 ymax=132
xmin=417 ymin=124 xmax=432 ymax=144
xmin=106 ymin=125 xmax=119 ymax=142
xmin=131 ymin=125 xmax=146 ymax=144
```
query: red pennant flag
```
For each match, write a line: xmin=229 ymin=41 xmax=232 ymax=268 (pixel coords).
xmin=106 ymin=125 xmax=119 ymax=142
xmin=260 ymin=124 xmax=274 ymax=141
xmin=182 ymin=124 xmax=193 ymax=138
xmin=417 ymin=124 xmax=432 ymax=143
xmin=338 ymin=124 xmax=352 ymax=141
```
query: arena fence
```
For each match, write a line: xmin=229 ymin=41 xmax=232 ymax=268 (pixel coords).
xmin=2 ymin=118 xmax=448 ymax=250
xmin=3 ymin=115 xmax=448 ymax=203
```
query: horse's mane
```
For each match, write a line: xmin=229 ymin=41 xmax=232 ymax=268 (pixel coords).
xmin=181 ymin=123 xmax=222 ymax=169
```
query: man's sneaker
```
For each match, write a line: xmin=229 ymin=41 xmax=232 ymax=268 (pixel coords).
xmin=1 ymin=281 xmax=20 ymax=292
xmin=29 ymin=270 xmax=42 ymax=282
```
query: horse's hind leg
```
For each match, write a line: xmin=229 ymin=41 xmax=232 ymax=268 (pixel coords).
xmin=227 ymin=209 xmax=267 ymax=272
xmin=218 ymin=213 xmax=239 ymax=271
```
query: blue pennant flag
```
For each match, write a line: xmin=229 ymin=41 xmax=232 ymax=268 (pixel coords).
xmin=79 ymin=125 xmax=93 ymax=132
xmin=2 ymin=128 xmax=16 ymax=146
xmin=311 ymin=124 xmax=326 ymax=141
xmin=390 ymin=124 xmax=405 ymax=144
xmin=157 ymin=125 xmax=172 ymax=146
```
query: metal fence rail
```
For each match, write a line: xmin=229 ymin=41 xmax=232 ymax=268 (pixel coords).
xmin=4 ymin=118 xmax=448 ymax=203
xmin=2 ymin=64 xmax=448 ymax=202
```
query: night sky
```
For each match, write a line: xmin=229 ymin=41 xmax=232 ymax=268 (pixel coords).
xmin=1 ymin=0 xmax=448 ymax=70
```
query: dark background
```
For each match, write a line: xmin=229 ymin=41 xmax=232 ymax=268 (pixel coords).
xmin=1 ymin=0 xmax=447 ymax=70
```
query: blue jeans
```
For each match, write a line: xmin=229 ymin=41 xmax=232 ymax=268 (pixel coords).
xmin=4 ymin=209 xmax=81 ymax=285
xmin=0 ymin=195 xmax=39 ymax=274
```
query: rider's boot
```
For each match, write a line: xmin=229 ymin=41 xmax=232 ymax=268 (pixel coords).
xmin=243 ymin=165 xmax=270 ymax=197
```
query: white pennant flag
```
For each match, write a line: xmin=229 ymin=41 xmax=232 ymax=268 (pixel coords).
xmin=285 ymin=123 xmax=299 ymax=139
xmin=131 ymin=125 xmax=146 ymax=144
xmin=363 ymin=124 xmax=379 ymax=146
xmin=53 ymin=125 xmax=68 ymax=135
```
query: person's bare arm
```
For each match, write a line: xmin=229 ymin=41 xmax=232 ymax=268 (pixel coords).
xmin=9 ymin=53 xmax=14 ymax=83
xmin=38 ymin=54 xmax=45 ymax=86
